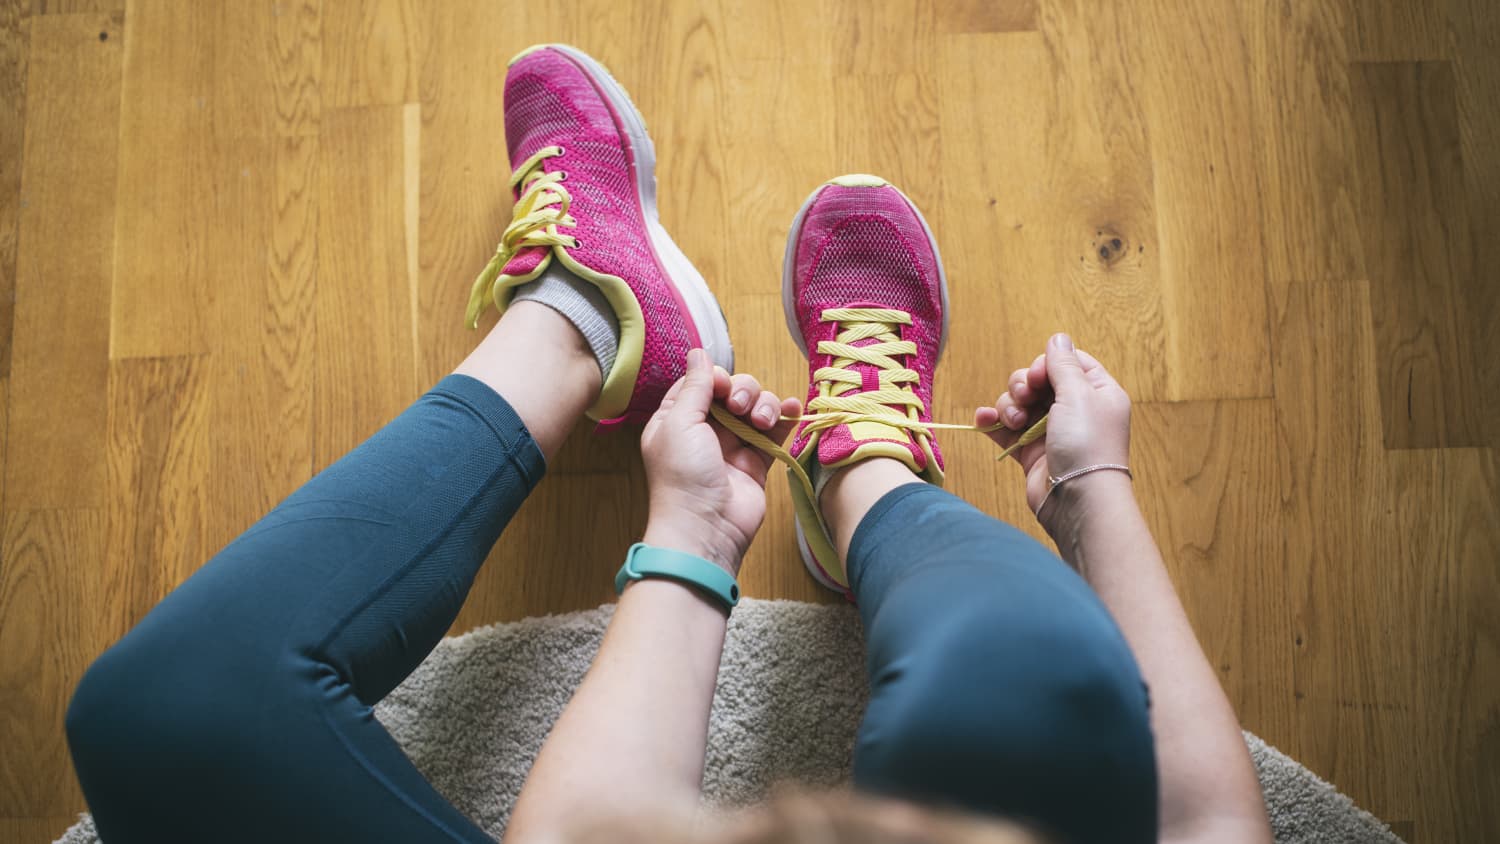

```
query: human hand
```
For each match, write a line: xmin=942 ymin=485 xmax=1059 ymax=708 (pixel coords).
xmin=640 ymin=349 xmax=801 ymax=577
xmin=975 ymin=333 xmax=1133 ymax=530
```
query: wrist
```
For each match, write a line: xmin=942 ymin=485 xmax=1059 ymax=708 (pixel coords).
xmin=642 ymin=517 xmax=743 ymax=577
xmin=1038 ymin=469 xmax=1138 ymax=540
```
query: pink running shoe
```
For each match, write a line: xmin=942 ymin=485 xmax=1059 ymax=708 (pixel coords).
xmin=466 ymin=44 xmax=733 ymax=423
xmin=782 ymin=175 xmax=949 ymax=596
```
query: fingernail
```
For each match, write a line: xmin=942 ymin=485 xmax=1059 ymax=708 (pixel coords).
xmin=1053 ymin=333 xmax=1074 ymax=351
xmin=1005 ymin=407 xmax=1022 ymax=425
xmin=758 ymin=406 xmax=775 ymax=424
xmin=733 ymin=390 xmax=749 ymax=409
xmin=687 ymin=348 xmax=702 ymax=368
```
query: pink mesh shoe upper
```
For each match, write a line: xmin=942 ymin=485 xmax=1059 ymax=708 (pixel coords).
xmin=788 ymin=184 xmax=946 ymax=471
xmin=502 ymin=48 xmax=697 ymax=419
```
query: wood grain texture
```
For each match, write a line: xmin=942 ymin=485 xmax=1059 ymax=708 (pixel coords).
xmin=105 ymin=356 xmax=211 ymax=624
xmin=1449 ymin=0 xmax=1500 ymax=447
xmin=935 ymin=21 xmax=1167 ymax=479
xmin=5 ymin=12 xmax=120 ymax=510
xmin=1133 ymin=399 xmax=1292 ymax=746
xmin=1239 ymin=0 xmax=1365 ymax=287
xmin=1348 ymin=61 xmax=1485 ymax=449
xmin=0 ymin=509 xmax=105 ymax=816
xmin=3 ymin=1 xmax=1498 ymax=838
xmin=0 ymin=0 xmax=27 ymax=378
xmin=0 ymin=816 xmax=82 ymax=844
xmin=323 ymin=0 xmax=422 ymax=108
xmin=1129 ymin=0 xmax=1271 ymax=400
xmin=30 ymin=0 xmax=121 ymax=13
xmin=1345 ymin=0 xmax=1450 ymax=61
xmin=934 ymin=0 xmax=1037 ymax=34
xmin=315 ymin=105 xmax=418 ymax=466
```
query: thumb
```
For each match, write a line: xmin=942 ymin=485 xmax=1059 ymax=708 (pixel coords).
xmin=1044 ymin=332 xmax=1090 ymax=394
xmin=667 ymin=349 xmax=715 ymax=423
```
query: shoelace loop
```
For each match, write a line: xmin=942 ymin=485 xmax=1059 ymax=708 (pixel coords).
xmin=798 ymin=307 xmax=927 ymax=440
xmin=709 ymin=306 xmax=1050 ymax=503
xmin=465 ymin=146 xmax=579 ymax=328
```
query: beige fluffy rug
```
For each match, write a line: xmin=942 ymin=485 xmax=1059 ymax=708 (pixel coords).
xmin=56 ymin=598 xmax=1400 ymax=843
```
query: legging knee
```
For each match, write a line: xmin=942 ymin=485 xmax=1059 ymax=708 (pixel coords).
xmin=855 ymin=600 xmax=1157 ymax=842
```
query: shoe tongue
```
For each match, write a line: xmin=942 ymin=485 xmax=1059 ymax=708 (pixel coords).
xmin=502 ymin=245 xmax=551 ymax=278
xmin=815 ymin=328 xmax=923 ymax=468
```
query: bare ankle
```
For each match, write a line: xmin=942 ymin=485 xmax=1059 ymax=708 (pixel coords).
xmin=821 ymin=457 xmax=921 ymax=562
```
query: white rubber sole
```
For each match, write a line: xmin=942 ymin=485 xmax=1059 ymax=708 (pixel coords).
xmin=779 ymin=175 xmax=951 ymax=594
xmin=794 ymin=517 xmax=847 ymax=593
xmin=548 ymin=44 xmax=735 ymax=373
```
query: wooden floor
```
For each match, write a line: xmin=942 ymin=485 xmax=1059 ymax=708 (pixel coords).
xmin=1 ymin=0 xmax=1496 ymax=841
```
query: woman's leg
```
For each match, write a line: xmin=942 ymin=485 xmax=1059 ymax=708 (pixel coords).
xmin=822 ymin=459 xmax=1159 ymax=844
xmin=66 ymin=303 xmax=599 ymax=844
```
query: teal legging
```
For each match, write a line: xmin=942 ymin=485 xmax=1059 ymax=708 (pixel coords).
xmin=67 ymin=375 xmax=1156 ymax=843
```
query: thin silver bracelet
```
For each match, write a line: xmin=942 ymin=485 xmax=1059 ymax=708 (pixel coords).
xmin=1034 ymin=463 xmax=1133 ymax=517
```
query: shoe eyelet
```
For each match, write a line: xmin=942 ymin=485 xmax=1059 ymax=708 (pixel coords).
xmin=571 ymin=239 xmax=583 ymax=249
xmin=554 ymin=145 xmax=566 ymax=157
xmin=555 ymin=170 xmax=567 ymax=182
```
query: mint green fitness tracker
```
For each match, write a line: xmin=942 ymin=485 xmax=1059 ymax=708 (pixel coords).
xmin=614 ymin=542 xmax=740 ymax=611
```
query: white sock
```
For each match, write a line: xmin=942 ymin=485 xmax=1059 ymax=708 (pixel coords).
xmin=511 ymin=264 xmax=620 ymax=379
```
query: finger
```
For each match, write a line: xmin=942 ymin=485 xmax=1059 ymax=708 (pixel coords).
xmin=975 ymin=405 xmax=1020 ymax=451
xmin=1043 ymin=332 xmax=1089 ymax=394
xmin=1007 ymin=367 xmax=1034 ymax=404
xmin=661 ymin=373 xmax=688 ymax=405
xmin=1026 ymin=353 xmax=1049 ymax=393
xmin=667 ymin=348 xmax=715 ymax=423
xmin=749 ymin=391 xmax=781 ymax=430
xmin=713 ymin=366 xmax=733 ymax=401
xmin=768 ymin=396 xmax=802 ymax=444
xmin=727 ymin=372 xmax=764 ymax=414
xmin=997 ymin=392 xmax=1030 ymax=430
xmin=714 ymin=421 xmax=773 ymax=481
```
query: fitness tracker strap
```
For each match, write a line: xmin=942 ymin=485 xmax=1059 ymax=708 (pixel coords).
xmin=614 ymin=542 xmax=740 ymax=611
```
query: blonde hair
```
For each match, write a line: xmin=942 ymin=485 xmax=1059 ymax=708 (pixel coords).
xmin=566 ymin=791 xmax=1045 ymax=844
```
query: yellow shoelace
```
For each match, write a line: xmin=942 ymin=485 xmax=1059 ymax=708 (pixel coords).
xmin=707 ymin=308 xmax=1050 ymax=504
xmin=465 ymin=145 xmax=580 ymax=329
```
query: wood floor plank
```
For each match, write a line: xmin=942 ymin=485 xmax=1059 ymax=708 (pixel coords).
xmin=1344 ymin=0 xmax=1449 ymax=61
xmin=271 ymin=0 xmax=321 ymax=138
xmin=832 ymin=71 xmax=941 ymax=211
xmin=104 ymin=356 xmax=211 ymax=627
xmin=936 ymin=14 xmax=1167 ymax=426
xmin=5 ymin=12 xmax=121 ymax=510
xmin=110 ymin=1 xmax=290 ymax=359
xmin=1130 ymin=0 xmax=1271 ymax=401
xmin=1348 ymin=61 xmax=1484 ymax=449
xmin=0 ymin=816 xmax=80 ymax=844
xmin=1450 ymin=0 xmax=1500 ymax=447
xmin=935 ymin=0 xmax=1038 ymax=34
xmin=30 ymin=0 xmax=121 ymax=13
xmin=1238 ymin=0 xmax=1364 ymax=287
xmin=322 ymin=0 xmax=422 ymax=108
xmin=414 ymin=0 xmax=559 ymax=388
xmin=315 ymin=106 xmax=419 ymax=468
xmin=0 ymin=0 xmax=28 ymax=378
xmin=0 ymin=509 xmax=105 ymax=816
xmin=1270 ymin=280 xmax=1421 ymax=835
xmin=1133 ymin=399 xmax=1293 ymax=746
xmin=197 ymin=130 xmax=318 ymax=546
xmin=1380 ymin=446 xmax=1500 ymax=843
xmin=832 ymin=0 xmax=934 ymax=75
